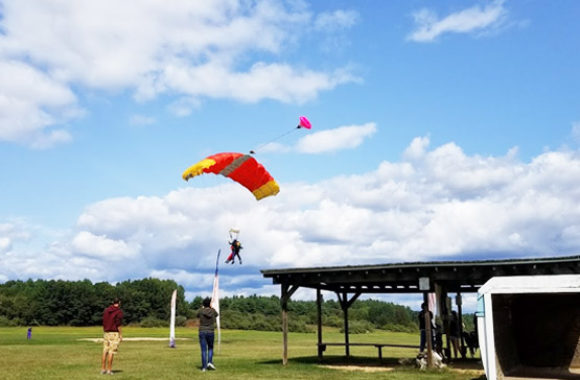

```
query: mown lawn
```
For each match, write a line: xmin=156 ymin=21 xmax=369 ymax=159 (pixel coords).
xmin=0 ymin=326 xmax=484 ymax=379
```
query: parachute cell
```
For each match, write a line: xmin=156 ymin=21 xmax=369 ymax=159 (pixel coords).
xmin=182 ymin=152 xmax=279 ymax=200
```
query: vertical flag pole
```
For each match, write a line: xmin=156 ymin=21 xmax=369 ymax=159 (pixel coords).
xmin=211 ymin=249 xmax=221 ymax=353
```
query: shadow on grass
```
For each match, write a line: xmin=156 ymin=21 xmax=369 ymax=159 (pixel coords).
xmin=259 ymin=355 xmax=486 ymax=380
xmin=259 ymin=355 xmax=412 ymax=367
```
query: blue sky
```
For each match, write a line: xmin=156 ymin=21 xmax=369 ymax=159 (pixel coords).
xmin=1 ymin=0 xmax=579 ymax=311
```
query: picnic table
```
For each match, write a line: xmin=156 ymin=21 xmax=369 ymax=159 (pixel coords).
xmin=318 ymin=342 xmax=419 ymax=361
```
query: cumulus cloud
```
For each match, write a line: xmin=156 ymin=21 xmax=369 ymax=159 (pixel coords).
xmin=0 ymin=0 xmax=358 ymax=147
xmin=4 ymin=137 xmax=580 ymax=302
xmin=0 ymin=220 xmax=32 ymax=253
xmin=408 ymin=0 xmax=507 ymax=42
xmin=0 ymin=60 xmax=78 ymax=148
xmin=162 ymin=62 xmax=356 ymax=104
xmin=296 ymin=122 xmax=377 ymax=153
xmin=71 ymin=231 xmax=141 ymax=260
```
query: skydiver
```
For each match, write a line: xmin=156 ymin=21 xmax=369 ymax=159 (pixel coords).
xmin=224 ymin=239 xmax=243 ymax=264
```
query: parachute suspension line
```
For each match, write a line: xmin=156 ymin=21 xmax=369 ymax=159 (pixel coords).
xmin=249 ymin=127 xmax=301 ymax=155
xmin=249 ymin=115 xmax=311 ymax=155
xmin=229 ymin=228 xmax=240 ymax=241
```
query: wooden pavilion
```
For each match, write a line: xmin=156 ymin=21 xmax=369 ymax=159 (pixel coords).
xmin=261 ymin=255 xmax=580 ymax=365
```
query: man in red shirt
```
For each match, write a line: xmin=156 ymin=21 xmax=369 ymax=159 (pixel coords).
xmin=101 ymin=298 xmax=123 ymax=375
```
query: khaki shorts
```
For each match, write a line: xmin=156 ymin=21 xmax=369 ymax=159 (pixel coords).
xmin=103 ymin=332 xmax=121 ymax=355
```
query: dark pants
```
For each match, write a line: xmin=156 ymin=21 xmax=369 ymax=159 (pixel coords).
xmin=199 ymin=331 xmax=214 ymax=369
xmin=420 ymin=329 xmax=434 ymax=352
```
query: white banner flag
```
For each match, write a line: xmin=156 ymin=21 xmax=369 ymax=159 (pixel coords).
xmin=169 ymin=289 xmax=177 ymax=348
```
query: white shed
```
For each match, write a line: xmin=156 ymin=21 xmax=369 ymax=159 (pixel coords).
xmin=476 ymin=275 xmax=580 ymax=379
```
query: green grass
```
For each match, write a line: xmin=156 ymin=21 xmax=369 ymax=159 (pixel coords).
xmin=0 ymin=327 xmax=484 ymax=379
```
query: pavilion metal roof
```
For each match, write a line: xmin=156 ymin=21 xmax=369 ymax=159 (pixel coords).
xmin=261 ymin=255 xmax=580 ymax=294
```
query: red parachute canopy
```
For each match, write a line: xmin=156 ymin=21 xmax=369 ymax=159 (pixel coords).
xmin=182 ymin=152 xmax=279 ymax=200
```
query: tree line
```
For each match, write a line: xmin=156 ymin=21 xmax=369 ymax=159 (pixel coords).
xmin=0 ymin=278 xmax=472 ymax=333
xmin=0 ymin=278 xmax=189 ymax=326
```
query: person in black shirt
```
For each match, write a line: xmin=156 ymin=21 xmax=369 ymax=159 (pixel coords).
xmin=418 ymin=302 xmax=434 ymax=352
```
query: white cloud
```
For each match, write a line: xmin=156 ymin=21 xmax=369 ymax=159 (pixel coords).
xmin=166 ymin=97 xmax=202 ymax=117
xmin=571 ymin=121 xmax=580 ymax=144
xmin=0 ymin=0 xmax=358 ymax=147
xmin=71 ymin=231 xmax=141 ymax=260
xmin=162 ymin=62 xmax=356 ymax=104
xmin=296 ymin=122 xmax=377 ymax=153
xmin=0 ymin=238 xmax=11 ymax=253
xmin=5 ymin=137 xmax=580 ymax=300
xmin=0 ymin=60 xmax=78 ymax=148
xmin=403 ymin=136 xmax=430 ymax=160
xmin=408 ymin=0 xmax=507 ymax=42
xmin=149 ymin=269 xmax=214 ymax=290
xmin=0 ymin=220 xmax=32 ymax=253
xmin=314 ymin=10 xmax=359 ymax=31
xmin=129 ymin=115 xmax=156 ymax=126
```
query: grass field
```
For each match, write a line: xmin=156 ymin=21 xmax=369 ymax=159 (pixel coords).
xmin=0 ymin=326 xmax=485 ymax=379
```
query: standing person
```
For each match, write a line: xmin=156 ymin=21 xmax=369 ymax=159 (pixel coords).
xmin=449 ymin=310 xmax=461 ymax=359
xmin=197 ymin=297 xmax=218 ymax=372
xmin=418 ymin=302 xmax=434 ymax=353
xmin=101 ymin=298 xmax=123 ymax=375
xmin=27 ymin=327 xmax=32 ymax=340
xmin=224 ymin=239 xmax=243 ymax=264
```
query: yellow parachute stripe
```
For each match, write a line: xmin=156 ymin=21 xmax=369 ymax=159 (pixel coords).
xmin=252 ymin=180 xmax=280 ymax=200
xmin=182 ymin=158 xmax=216 ymax=180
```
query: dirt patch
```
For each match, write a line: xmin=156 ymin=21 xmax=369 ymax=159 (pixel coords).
xmin=79 ymin=337 xmax=192 ymax=343
xmin=319 ymin=365 xmax=395 ymax=373
xmin=320 ymin=361 xmax=485 ymax=375
xmin=450 ymin=368 xmax=485 ymax=375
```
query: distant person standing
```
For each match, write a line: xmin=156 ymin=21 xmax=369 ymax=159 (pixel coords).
xmin=449 ymin=310 xmax=461 ymax=359
xmin=101 ymin=298 xmax=123 ymax=375
xmin=197 ymin=297 xmax=218 ymax=372
xmin=418 ymin=302 xmax=434 ymax=353
xmin=27 ymin=327 xmax=32 ymax=340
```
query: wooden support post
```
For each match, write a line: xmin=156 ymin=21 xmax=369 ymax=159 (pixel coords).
xmin=317 ymin=288 xmax=323 ymax=361
xmin=442 ymin=289 xmax=451 ymax=360
xmin=423 ymin=292 xmax=433 ymax=368
xmin=281 ymin=283 xmax=299 ymax=366
xmin=282 ymin=303 xmax=288 ymax=365
xmin=456 ymin=293 xmax=466 ymax=359
xmin=343 ymin=295 xmax=350 ymax=358
xmin=336 ymin=291 xmax=361 ymax=359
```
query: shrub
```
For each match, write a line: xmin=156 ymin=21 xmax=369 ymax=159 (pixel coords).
xmin=140 ymin=316 xmax=167 ymax=327
xmin=340 ymin=320 xmax=374 ymax=334
xmin=176 ymin=315 xmax=187 ymax=327
xmin=0 ymin=315 xmax=17 ymax=326
xmin=288 ymin=316 xmax=314 ymax=333
xmin=381 ymin=323 xmax=417 ymax=333
xmin=323 ymin=315 xmax=343 ymax=328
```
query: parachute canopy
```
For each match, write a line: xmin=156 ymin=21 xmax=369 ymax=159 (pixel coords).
xmin=182 ymin=152 xmax=279 ymax=200
xmin=298 ymin=116 xmax=312 ymax=129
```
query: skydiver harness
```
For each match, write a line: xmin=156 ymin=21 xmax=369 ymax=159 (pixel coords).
xmin=225 ymin=239 xmax=243 ymax=264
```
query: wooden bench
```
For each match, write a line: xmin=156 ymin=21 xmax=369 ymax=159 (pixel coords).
xmin=318 ymin=342 xmax=419 ymax=361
